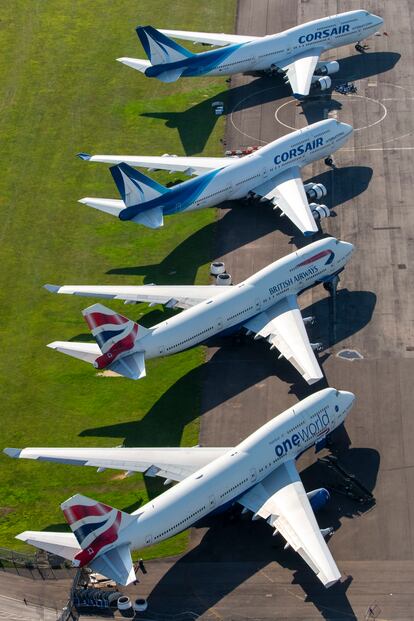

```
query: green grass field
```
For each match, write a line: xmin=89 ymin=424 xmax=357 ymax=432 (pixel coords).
xmin=0 ymin=0 xmax=235 ymax=558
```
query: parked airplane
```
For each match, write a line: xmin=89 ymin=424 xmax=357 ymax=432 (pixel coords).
xmin=119 ymin=10 xmax=383 ymax=97
xmin=45 ymin=237 xmax=354 ymax=385
xmin=78 ymin=118 xmax=353 ymax=235
xmin=5 ymin=387 xmax=355 ymax=587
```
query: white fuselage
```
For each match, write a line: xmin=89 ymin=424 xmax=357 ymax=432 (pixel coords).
xmin=205 ymin=11 xmax=382 ymax=77
xmin=118 ymin=388 xmax=354 ymax=551
xmin=135 ymin=237 xmax=353 ymax=360
xmin=178 ymin=118 xmax=352 ymax=215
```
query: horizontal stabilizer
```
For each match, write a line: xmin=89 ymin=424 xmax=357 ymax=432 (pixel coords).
xmin=79 ymin=197 xmax=125 ymax=217
xmin=110 ymin=350 xmax=146 ymax=380
xmin=116 ymin=57 xmax=151 ymax=73
xmin=16 ymin=531 xmax=80 ymax=561
xmin=131 ymin=205 xmax=163 ymax=228
xmin=153 ymin=67 xmax=185 ymax=83
xmin=90 ymin=543 xmax=135 ymax=585
xmin=47 ymin=341 xmax=100 ymax=364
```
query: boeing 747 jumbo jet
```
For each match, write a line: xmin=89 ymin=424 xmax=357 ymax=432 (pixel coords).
xmin=5 ymin=388 xmax=355 ymax=588
xmin=45 ymin=237 xmax=354 ymax=385
xmin=78 ymin=118 xmax=353 ymax=236
xmin=119 ymin=10 xmax=383 ymax=97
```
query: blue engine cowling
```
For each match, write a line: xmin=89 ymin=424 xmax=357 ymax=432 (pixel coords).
xmin=307 ymin=488 xmax=330 ymax=512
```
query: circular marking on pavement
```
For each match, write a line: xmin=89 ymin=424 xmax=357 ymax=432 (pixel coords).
xmin=274 ymin=94 xmax=387 ymax=132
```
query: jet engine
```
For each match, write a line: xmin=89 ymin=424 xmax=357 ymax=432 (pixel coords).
xmin=304 ymin=182 xmax=327 ymax=201
xmin=309 ymin=203 xmax=331 ymax=220
xmin=311 ymin=75 xmax=332 ymax=91
xmin=307 ymin=488 xmax=330 ymax=512
xmin=314 ymin=61 xmax=340 ymax=76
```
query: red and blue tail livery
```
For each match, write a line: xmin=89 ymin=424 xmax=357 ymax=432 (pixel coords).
xmin=62 ymin=494 xmax=133 ymax=567
xmin=82 ymin=304 xmax=142 ymax=370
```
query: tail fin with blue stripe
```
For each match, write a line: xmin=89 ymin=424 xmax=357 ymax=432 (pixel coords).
xmin=110 ymin=162 xmax=168 ymax=208
xmin=137 ymin=25 xmax=194 ymax=65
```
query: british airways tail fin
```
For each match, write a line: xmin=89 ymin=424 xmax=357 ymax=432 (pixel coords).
xmin=61 ymin=494 xmax=135 ymax=582
xmin=136 ymin=25 xmax=194 ymax=65
xmin=82 ymin=303 xmax=148 ymax=378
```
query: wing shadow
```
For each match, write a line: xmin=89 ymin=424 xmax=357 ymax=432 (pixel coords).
xmin=141 ymin=76 xmax=290 ymax=154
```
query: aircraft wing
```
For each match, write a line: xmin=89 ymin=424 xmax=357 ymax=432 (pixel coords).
xmin=243 ymin=294 xmax=323 ymax=384
xmin=4 ymin=447 xmax=229 ymax=482
xmin=278 ymin=48 xmax=323 ymax=98
xmin=158 ymin=29 xmax=258 ymax=47
xmin=79 ymin=153 xmax=233 ymax=176
xmin=45 ymin=284 xmax=227 ymax=310
xmin=238 ymin=460 xmax=341 ymax=588
xmin=252 ymin=166 xmax=318 ymax=235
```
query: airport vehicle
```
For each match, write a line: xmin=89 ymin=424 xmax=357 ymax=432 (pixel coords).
xmin=119 ymin=10 xmax=383 ymax=97
xmin=78 ymin=118 xmax=352 ymax=235
xmin=45 ymin=236 xmax=354 ymax=385
xmin=5 ymin=387 xmax=355 ymax=588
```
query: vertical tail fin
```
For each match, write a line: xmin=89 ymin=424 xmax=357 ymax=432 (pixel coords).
xmin=136 ymin=25 xmax=194 ymax=65
xmin=83 ymin=303 xmax=148 ymax=378
xmin=110 ymin=162 xmax=167 ymax=208
xmin=62 ymin=494 xmax=136 ymax=584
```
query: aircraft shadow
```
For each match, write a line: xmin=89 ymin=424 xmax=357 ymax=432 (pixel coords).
xmin=107 ymin=164 xmax=371 ymax=284
xmin=140 ymin=52 xmax=399 ymax=154
xmin=300 ymin=51 xmax=401 ymax=125
xmin=141 ymin=76 xmax=290 ymax=154
xmin=137 ymin=445 xmax=379 ymax=620
xmin=79 ymin=289 xmax=375 ymax=449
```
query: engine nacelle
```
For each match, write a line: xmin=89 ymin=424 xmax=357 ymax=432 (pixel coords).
xmin=307 ymin=488 xmax=330 ymax=512
xmin=216 ymin=273 xmax=232 ymax=286
xmin=304 ymin=182 xmax=327 ymax=200
xmin=315 ymin=60 xmax=340 ymax=76
xmin=210 ymin=261 xmax=226 ymax=276
xmin=311 ymin=75 xmax=332 ymax=91
xmin=311 ymin=204 xmax=331 ymax=221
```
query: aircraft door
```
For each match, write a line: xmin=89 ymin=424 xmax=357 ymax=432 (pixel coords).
xmin=262 ymin=166 xmax=268 ymax=179
xmin=144 ymin=534 xmax=153 ymax=545
xmin=216 ymin=317 xmax=223 ymax=332
xmin=255 ymin=297 xmax=261 ymax=311
xmin=209 ymin=494 xmax=216 ymax=508
xmin=250 ymin=467 xmax=257 ymax=482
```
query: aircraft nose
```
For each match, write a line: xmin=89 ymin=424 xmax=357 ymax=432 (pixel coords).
xmin=342 ymin=240 xmax=354 ymax=253
xmin=372 ymin=14 xmax=384 ymax=27
xmin=339 ymin=390 xmax=356 ymax=412
xmin=340 ymin=122 xmax=354 ymax=137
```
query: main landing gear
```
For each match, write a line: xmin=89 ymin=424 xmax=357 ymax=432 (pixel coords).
xmin=323 ymin=275 xmax=340 ymax=297
xmin=355 ymin=42 xmax=368 ymax=53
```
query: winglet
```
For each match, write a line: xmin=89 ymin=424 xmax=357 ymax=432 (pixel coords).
xmin=77 ymin=152 xmax=92 ymax=161
xmin=3 ymin=448 xmax=22 ymax=458
xmin=44 ymin=284 xmax=61 ymax=293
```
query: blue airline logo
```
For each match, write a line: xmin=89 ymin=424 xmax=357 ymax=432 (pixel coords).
xmin=273 ymin=409 xmax=329 ymax=458
xmin=274 ymin=137 xmax=323 ymax=165
xmin=299 ymin=23 xmax=350 ymax=44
